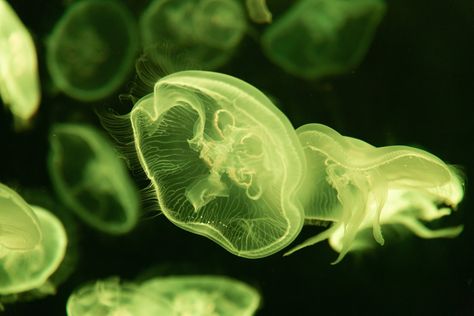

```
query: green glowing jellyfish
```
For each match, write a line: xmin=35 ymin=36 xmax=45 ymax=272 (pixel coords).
xmin=0 ymin=205 xmax=67 ymax=295
xmin=66 ymin=278 xmax=172 ymax=316
xmin=141 ymin=275 xmax=260 ymax=316
xmin=130 ymin=71 xmax=305 ymax=258
xmin=0 ymin=0 xmax=40 ymax=127
xmin=246 ymin=0 xmax=272 ymax=24
xmin=286 ymin=123 xmax=464 ymax=263
xmin=48 ymin=123 xmax=140 ymax=235
xmin=0 ymin=183 xmax=42 ymax=251
xmin=139 ymin=0 xmax=246 ymax=70
xmin=261 ymin=0 xmax=386 ymax=79
xmin=46 ymin=0 xmax=138 ymax=101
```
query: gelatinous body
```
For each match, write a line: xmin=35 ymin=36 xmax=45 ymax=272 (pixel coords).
xmin=141 ymin=275 xmax=260 ymax=316
xmin=246 ymin=0 xmax=272 ymax=23
xmin=287 ymin=124 xmax=464 ymax=263
xmin=0 ymin=0 xmax=40 ymax=126
xmin=0 ymin=205 xmax=67 ymax=295
xmin=67 ymin=278 xmax=172 ymax=316
xmin=140 ymin=0 xmax=246 ymax=70
xmin=46 ymin=0 xmax=138 ymax=101
xmin=0 ymin=183 xmax=41 ymax=251
xmin=48 ymin=123 xmax=139 ymax=234
xmin=262 ymin=0 xmax=386 ymax=79
xmin=130 ymin=71 xmax=305 ymax=258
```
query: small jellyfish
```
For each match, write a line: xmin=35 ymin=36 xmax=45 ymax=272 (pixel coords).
xmin=261 ymin=0 xmax=386 ymax=79
xmin=139 ymin=0 xmax=246 ymax=70
xmin=0 ymin=0 xmax=41 ymax=128
xmin=286 ymin=123 xmax=464 ymax=263
xmin=0 ymin=205 xmax=67 ymax=295
xmin=140 ymin=275 xmax=261 ymax=316
xmin=66 ymin=278 xmax=172 ymax=316
xmin=46 ymin=0 xmax=139 ymax=101
xmin=0 ymin=183 xmax=42 ymax=251
xmin=130 ymin=71 xmax=305 ymax=258
xmin=48 ymin=123 xmax=140 ymax=235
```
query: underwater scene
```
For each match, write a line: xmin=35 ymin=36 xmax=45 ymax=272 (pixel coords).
xmin=0 ymin=0 xmax=473 ymax=314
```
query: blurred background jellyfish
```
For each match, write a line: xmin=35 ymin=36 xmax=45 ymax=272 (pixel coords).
xmin=261 ymin=0 xmax=386 ymax=79
xmin=139 ymin=0 xmax=246 ymax=71
xmin=46 ymin=0 xmax=139 ymax=101
xmin=130 ymin=71 xmax=305 ymax=258
xmin=286 ymin=124 xmax=464 ymax=263
xmin=48 ymin=123 xmax=140 ymax=235
xmin=0 ymin=205 xmax=67 ymax=296
xmin=141 ymin=275 xmax=261 ymax=316
xmin=246 ymin=0 xmax=272 ymax=24
xmin=66 ymin=278 xmax=172 ymax=316
xmin=0 ymin=0 xmax=41 ymax=129
xmin=0 ymin=183 xmax=42 ymax=252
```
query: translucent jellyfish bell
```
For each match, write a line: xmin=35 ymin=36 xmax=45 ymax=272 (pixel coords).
xmin=139 ymin=0 xmax=246 ymax=70
xmin=130 ymin=71 xmax=305 ymax=258
xmin=287 ymin=123 xmax=464 ymax=263
xmin=0 ymin=0 xmax=41 ymax=127
xmin=48 ymin=123 xmax=140 ymax=235
xmin=46 ymin=0 xmax=139 ymax=101
xmin=261 ymin=0 xmax=386 ymax=79
xmin=0 ymin=205 xmax=67 ymax=295
xmin=141 ymin=275 xmax=261 ymax=316
xmin=0 ymin=183 xmax=41 ymax=251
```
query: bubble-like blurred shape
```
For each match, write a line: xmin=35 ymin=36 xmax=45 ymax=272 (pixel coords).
xmin=141 ymin=275 xmax=261 ymax=316
xmin=0 ymin=205 xmax=67 ymax=295
xmin=66 ymin=278 xmax=172 ymax=316
xmin=0 ymin=183 xmax=42 ymax=251
xmin=48 ymin=123 xmax=140 ymax=235
xmin=130 ymin=71 xmax=305 ymax=258
xmin=139 ymin=0 xmax=246 ymax=70
xmin=286 ymin=123 xmax=464 ymax=263
xmin=0 ymin=0 xmax=40 ymax=127
xmin=46 ymin=0 xmax=139 ymax=101
xmin=262 ymin=0 xmax=386 ymax=79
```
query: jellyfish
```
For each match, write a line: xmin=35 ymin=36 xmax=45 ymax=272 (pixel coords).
xmin=0 ymin=183 xmax=42 ymax=252
xmin=66 ymin=278 xmax=172 ymax=316
xmin=130 ymin=70 xmax=305 ymax=258
xmin=48 ymin=123 xmax=140 ymax=235
xmin=261 ymin=0 xmax=386 ymax=79
xmin=246 ymin=0 xmax=272 ymax=24
xmin=139 ymin=0 xmax=246 ymax=70
xmin=46 ymin=0 xmax=139 ymax=101
xmin=141 ymin=275 xmax=261 ymax=316
xmin=0 ymin=205 xmax=67 ymax=295
xmin=0 ymin=0 xmax=40 ymax=128
xmin=286 ymin=123 xmax=464 ymax=263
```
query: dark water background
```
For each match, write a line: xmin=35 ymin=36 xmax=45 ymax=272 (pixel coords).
xmin=1 ymin=0 xmax=473 ymax=315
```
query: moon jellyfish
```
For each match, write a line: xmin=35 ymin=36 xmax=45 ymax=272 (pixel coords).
xmin=66 ymin=278 xmax=172 ymax=316
xmin=130 ymin=71 xmax=305 ymax=258
xmin=46 ymin=0 xmax=139 ymax=101
xmin=0 ymin=0 xmax=40 ymax=127
xmin=0 ymin=183 xmax=41 ymax=251
xmin=261 ymin=0 xmax=386 ymax=79
xmin=246 ymin=0 xmax=272 ymax=24
xmin=0 ymin=205 xmax=67 ymax=295
xmin=139 ymin=0 xmax=246 ymax=70
xmin=141 ymin=275 xmax=261 ymax=316
xmin=286 ymin=124 xmax=464 ymax=263
xmin=48 ymin=123 xmax=140 ymax=235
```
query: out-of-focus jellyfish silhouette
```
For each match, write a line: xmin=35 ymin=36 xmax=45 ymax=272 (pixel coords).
xmin=66 ymin=278 xmax=172 ymax=316
xmin=139 ymin=0 xmax=246 ymax=70
xmin=130 ymin=70 xmax=305 ymax=258
xmin=48 ymin=123 xmax=140 ymax=235
xmin=246 ymin=0 xmax=272 ymax=24
xmin=0 ymin=205 xmax=67 ymax=295
xmin=261 ymin=0 xmax=386 ymax=79
xmin=0 ymin=0 xmax=41 ymax=128
xmin=286 ymin=123 xmax=464 ymax=263
xmin=141 ymin=275 xmax=261 ymax=316
xmin=0 ymin=183 xmax=42 ymax=251
xmin=46 ymin=0 xmax=139 ymax=101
